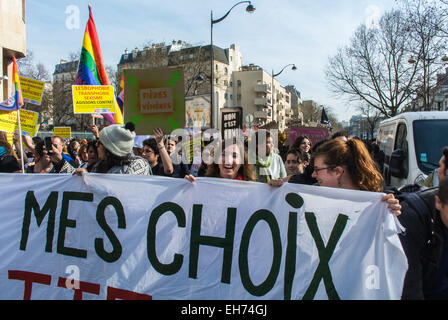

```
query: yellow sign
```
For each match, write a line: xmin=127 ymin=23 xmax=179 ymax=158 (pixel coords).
xmin=5 ymin=132 xmax=14 ymax=147
xmin=54 ymin=127 xmax=71 ymax=140
xmin=19 ymin=76 xmax=45 ymax=106
xmin=0 ymin=109 xmax=39 ymax=137
xmin=72 ymin=85 xmax=116 ymax=114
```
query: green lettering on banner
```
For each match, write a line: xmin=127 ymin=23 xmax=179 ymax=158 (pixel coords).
xmin=284 ymin=212 xmax=298 ymax=300
xmin=57 ymin=192 xmax=93 ymax=259
xmin=284 ymin=193 xmax=304 ymax=300
xmin=20 ymin=191 xmax=58 ymax=252
xmin=239 ymin=209 xmax=282 ymax=297
xmin=189 ymin=205 xmax=236 ymax=284
xmin=302 ymin=212 xmax=349 ymax=300
xmin=147 ymin=202 xmax=186 ymax=275
xmin=95 ymin=197 xmax=126 ymax=263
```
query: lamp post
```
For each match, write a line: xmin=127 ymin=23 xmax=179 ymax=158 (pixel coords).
xmin=211 ymin=1 xmax=255 ymax=129
xmin=271 ymin=64 xmax=297 ymax=125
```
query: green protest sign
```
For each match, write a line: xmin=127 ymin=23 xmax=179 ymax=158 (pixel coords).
xmin=123 ymin=67 xmax=185 ymax=135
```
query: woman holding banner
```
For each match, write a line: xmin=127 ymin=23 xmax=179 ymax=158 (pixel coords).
xmin=269 ymin=138 xmax=402 ymax=215
xmin=184 ymin=140 xmax=256 ymax=182
xmin=55 ymin=122 xmax=151 ymax=175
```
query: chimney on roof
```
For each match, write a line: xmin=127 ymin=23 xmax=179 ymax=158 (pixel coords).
xmin=124 ymin=48 xmax=128 ymax=54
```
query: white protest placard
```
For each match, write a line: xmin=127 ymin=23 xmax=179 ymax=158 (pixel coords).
xmin=0 ymin=174 xmax=407 ymax=300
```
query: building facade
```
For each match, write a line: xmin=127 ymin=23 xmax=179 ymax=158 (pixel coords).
xmin=285 ymin=85 xmax=304 ymax=125
xmin=1 ymin=0 xmax=26 ymax=101
xmin=118 ymin=41 xmax=243 ymax=129
xmin=403 ymin=67 xmax=448 ymax=112
xmin=232 ymin=64 xmax=292 ymax=132
xmin=117 ymin=41 xmax=293 ymax=131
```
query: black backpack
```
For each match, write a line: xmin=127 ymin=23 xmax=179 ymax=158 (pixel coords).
xmin=390 ymin=184 xmax=437 ymax=246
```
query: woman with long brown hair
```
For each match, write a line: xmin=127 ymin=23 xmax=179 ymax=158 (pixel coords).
xmin=310 ymin=138 xmax=384 ymax=192
xmin=185 ymin=140 xmax=256 ymax=182
xmin=269 ymin=138 xmax=401 ymax=215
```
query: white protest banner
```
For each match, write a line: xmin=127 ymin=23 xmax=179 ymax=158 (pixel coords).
xmin=0 ymin=174 xmax=407 ymax=300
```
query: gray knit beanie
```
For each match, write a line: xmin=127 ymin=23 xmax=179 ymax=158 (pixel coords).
xmin=99 ymin=122 xmax=136 ymax=157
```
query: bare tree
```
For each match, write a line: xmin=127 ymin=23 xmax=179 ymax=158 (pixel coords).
xmin=359 ymin=103 xmax=383 ymax=139
xmin=17 ymin=50 xmax=51 ymax=82
xmin=398 ymin=0 xmax=448 ymax=111
xmin=51 ymin=53 xmax=92 ymax=131
xmin=326 ymin=10 xmax=419 ymax=117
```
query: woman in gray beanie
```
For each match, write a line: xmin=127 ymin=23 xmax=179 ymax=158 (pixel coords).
xmin=55 ymin=123 xmax=151 ymax=175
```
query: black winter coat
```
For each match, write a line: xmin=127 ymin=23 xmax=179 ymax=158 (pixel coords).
xmin=398 ymin=187 xmax=446 ymax=299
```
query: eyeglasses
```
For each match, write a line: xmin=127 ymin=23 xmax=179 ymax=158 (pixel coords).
xmin=313 ymin=166 xmax=334 ymax=173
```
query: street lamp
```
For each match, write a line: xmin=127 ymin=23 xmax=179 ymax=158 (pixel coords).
xmin=211 ymin=1 xmax=255 ymax=129
xmin=271 ymin=64 xmax=297 ymax=124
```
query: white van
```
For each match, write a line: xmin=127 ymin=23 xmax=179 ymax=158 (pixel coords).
xmin=376 ymin=111 xmax=448 ymax=189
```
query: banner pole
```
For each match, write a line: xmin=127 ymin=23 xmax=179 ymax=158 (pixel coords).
xmin=16 ymin=107 xmax=25 ymax=173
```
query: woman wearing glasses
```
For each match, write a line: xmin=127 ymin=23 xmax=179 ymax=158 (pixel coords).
xmin=269 ymin=138 xmax=401 ymax=215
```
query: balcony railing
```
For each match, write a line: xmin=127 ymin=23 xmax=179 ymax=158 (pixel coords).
xmin=254 ymin=98 xmax=271 ymax=106
xmin=254 ymin=84 xmax=271 ymax=93
xmin=254 ymin=111 xmax=268 ymax=119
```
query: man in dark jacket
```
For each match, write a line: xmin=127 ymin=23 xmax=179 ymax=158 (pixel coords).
xmin=398 ymin=146 xmax=448 ymax=299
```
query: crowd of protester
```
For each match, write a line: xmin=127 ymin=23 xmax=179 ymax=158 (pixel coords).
xmin=1 ymin=123 xmax=448 ymax=300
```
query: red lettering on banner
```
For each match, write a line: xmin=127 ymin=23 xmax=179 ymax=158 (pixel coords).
xmin=57 ymin=277 xmax=100 ymax=300
xmin=8 ymin=270 xmax=51 ymax=300
xmin=8 ymin=270 xmax=152 ymax=300
xmin=106 ymin=287 xmax=152 ymax=300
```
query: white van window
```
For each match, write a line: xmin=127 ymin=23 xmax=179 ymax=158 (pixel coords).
xmin=378 ymin=123 xmax=394 ymax=156
xmin=414 ymin=119 xmax=448 ymax=175
xmin=394 ymin=123 xmax=408 ymax=153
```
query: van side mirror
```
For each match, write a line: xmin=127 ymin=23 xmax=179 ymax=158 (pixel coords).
xmin=389 ymin=149 xmax=408 ymax=179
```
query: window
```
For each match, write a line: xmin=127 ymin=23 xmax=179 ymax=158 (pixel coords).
xmin=224 ymin=80 xmax=228 ymax=86
xmin=237 ymin=80 xmax=241 ymax=87
xmin=225 ymin=67 xmax=228 ymax=75
xmin=414 ymin=120 xmax=448 ymax=174
xmin=394 ymin=123 xmax=408 ymax=152
xmin=230 ymin=81 xmax=233 ymax=87
xmin=216 ymin=64 xmax=219 ymax=71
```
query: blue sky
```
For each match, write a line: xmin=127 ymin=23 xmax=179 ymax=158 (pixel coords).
xmin=26 ymin=0 xmax=397 ymax=122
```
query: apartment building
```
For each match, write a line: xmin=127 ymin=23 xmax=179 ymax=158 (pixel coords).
xmin=117 ymin=41 xmax=296 ymax=131
xmin=232 ymin=64 xmax=292 ymax=132
xmin=1 ymin=0 xmax=26 ymax=101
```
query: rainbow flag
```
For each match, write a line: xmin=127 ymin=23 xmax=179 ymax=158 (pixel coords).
xmin=0 ymin=57 xmax=23 ymax=111
xmin=75 ymin=5 xmax=123 ymax=125
xmin=116 ymin=70 xmax=125 ymax=115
